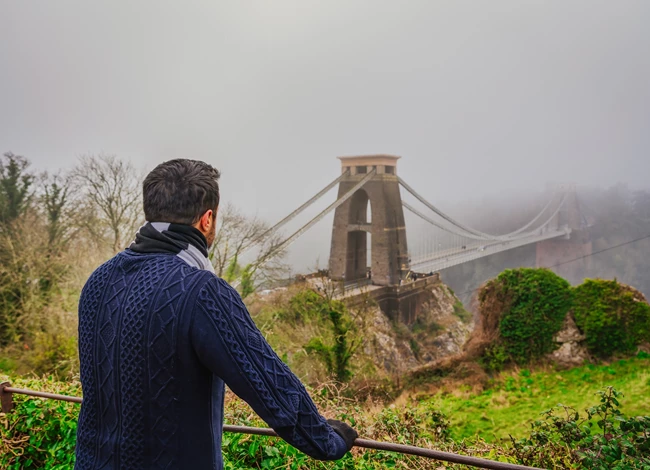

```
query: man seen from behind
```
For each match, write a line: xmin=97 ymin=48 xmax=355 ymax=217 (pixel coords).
xmin=75 ymin=159 xmax=358 ymax=469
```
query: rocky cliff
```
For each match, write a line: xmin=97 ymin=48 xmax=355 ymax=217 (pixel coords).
xmin=352 ymin=282 xmax=473 ymax=375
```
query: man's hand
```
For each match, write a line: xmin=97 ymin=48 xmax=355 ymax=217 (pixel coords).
xmin=326 ymin=419 xmax=358 ymax=452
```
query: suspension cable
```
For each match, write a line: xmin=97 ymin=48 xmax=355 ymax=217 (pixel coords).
xmin=403 ymin=183 xmax=567 ymax=244
xmin=501 ymin=194 xmax=558 ymax=237
xmin=226 ymin=170 xmax=351 ymax=262
xmin=403 ymin=201 xmax=490 ymax=240
xmin=406 ymin=194 xmax=569 ymax=269
xmin=522 ymin=193 xmax=568 ymax=235
xmin=257 ymin=169 xmax=377 ymax=264
xmin=399 ymin=177 xmax=565 ymax=241
xmin=399 ymin=177 xmax=498 ymax=239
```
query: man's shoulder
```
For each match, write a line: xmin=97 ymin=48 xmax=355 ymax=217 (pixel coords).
xmin=81 ymin=253 xmax=123 ymax=291
xmin=198 ymin=272 xmax=239 ymax=293
xmin=195 ymin=273 xmax=246 ymax=311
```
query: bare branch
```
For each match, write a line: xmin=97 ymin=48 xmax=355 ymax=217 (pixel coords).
xmin=70 ymin=155 xmax=143 ymax=253
xmin=210 ymin=203 xmax=289 ymax=291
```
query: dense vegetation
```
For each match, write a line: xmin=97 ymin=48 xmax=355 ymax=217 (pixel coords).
xmin=295 ymin=290 xmax=358 ymax=382
xmin=3 ymin=278 xmax=650 ymax=468
xmin=480 ymin=268 xmax=573 ymax=365
xmin=478 ymin=268 xmax=650 ymax=370
xmin=3 ymin=358 xmax=650 ymax=469
xmin=573 ymin=279 xmax=650 ymax=358
xmin=0 ymin=152 xmax=286 ymax=377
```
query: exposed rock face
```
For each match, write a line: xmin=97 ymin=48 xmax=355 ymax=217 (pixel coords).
xmin=549 ymin=314 xmax=589 ymax=368
xmin=418 ymin=285 xmax=474 ymax=361
xmin=427 ymin=324 xmax=473 ymax=359
xmin=355 ymin=282 xmax=472 ymax=374
xmin=361 ymin=304 xmax=419 ymax=373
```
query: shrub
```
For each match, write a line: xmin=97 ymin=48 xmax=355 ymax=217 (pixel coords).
xmin=0 ymin=377 xmax=81 ymax=470
xmin=284 ymin=289 xmax=327 ymax=324
xmin=573 ymin=279 xmax=650 ymax=358
xmin=480 ymin=343 xmax=508 ymax=372
xmin=23 ymin=331 xmax=78 ymax=378
xmin=288 ymin=290 xmax=358 ymax=382
xmin=511 ymin=387 xmax=650 ymax=469
xmin=480 ymin=268 xmax=573 ymax=365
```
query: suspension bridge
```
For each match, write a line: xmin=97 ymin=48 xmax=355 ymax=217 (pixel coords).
xmin=254 ymin=155 xmax=588 ymax=289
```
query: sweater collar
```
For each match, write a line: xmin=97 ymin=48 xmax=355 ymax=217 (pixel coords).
xmin=129 ymin=222 xmax=214 ymax=272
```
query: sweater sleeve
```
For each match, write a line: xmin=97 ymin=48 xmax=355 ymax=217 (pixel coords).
xmin=190 ymin=274 xmax=349 ymax=461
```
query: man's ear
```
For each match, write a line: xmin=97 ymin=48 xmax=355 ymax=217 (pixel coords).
xmin=199 ymin=209 xmax=214 ymax=231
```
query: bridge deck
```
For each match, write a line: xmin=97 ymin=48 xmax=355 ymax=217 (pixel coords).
xmin=410 ymin=228 xmax=570 ymax=272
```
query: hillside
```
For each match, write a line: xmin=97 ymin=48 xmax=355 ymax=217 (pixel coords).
xmin=2 ymin=268 xmax=650 ymax=468
xmin=246 ymin=279 xmax=473 ymax=391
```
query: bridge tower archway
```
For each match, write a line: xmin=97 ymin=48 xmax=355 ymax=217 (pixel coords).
xmin=346 ymin=189 xmax=371 ymax=281
xmin=329 ymin=155 xmax=409 ymax=286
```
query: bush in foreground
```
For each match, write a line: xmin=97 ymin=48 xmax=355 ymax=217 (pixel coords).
xmin=512 ymin=387 xmax=650 ymax=469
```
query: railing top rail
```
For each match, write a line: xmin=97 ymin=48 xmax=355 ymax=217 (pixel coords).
xmin=3 ymin=385 xmax=83 ymax=404
xmin=0 ymin=382 xmax=543 ymax=470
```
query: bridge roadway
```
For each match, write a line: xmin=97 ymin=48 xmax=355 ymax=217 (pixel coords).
xmin=410 ymin=228 xmax=571 ymax=273
xmin=300 ymin=229 xmax=570 ymax=299
xmin=304 ymin=276 xmax=383 ymax=299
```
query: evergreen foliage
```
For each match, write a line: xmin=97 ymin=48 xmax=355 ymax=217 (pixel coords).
xmin=283 ymin=289 xmax=358 ymax=382
xmin=42 ymin=177 xmax=70 ymax=249
xmin=0 ymin=377 xmax=80 ymax=470
xmin=573 ymin=279 xmax=650 ymax=358
xmin=481 ymin=268 xmax=573 ymax=365
xmin=512 ymin=386 xmax=650 ymax=469
xmin=0 ymin=152 xmax=33 ymax=227
xmin=479 ymin=269 xmax=650 ymax=368
xmin=239 ymin=264 xmax=255 ymax=299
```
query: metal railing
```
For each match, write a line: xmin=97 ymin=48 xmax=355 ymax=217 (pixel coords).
xmin=0 ymin=382 xmax=543 ymax=470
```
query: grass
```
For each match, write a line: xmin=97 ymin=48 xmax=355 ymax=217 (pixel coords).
xmin=422 ymin=353 xmax=650 ymax=442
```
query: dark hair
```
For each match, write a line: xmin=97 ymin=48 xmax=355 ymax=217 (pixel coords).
xmin=143 ymin=159 xmax=221 ymax=224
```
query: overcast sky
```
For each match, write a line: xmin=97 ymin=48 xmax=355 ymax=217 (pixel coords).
xmin=2 ymin=1 xmax=649 ymax=269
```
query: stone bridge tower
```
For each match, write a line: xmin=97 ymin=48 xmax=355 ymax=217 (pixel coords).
xmin=536 ymin=183 xmax=592 ymax=280
xmin=329 ymin=155 xmax=409 ymax=286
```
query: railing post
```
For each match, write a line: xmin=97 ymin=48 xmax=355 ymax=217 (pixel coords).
xmin=0 ymin=381 xmax=14 ymax=413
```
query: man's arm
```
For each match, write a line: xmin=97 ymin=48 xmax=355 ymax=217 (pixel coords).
xmin=190 ymin=274 xmax=356 ymax=461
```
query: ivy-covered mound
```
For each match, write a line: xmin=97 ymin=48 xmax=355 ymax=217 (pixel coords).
xmin=573 ymin=279 xmax=650 ymax=358
xmin=475 ymin=269 xmax=650 ymax=369
xmin=476 ymin=268 xmax=573 ymax=367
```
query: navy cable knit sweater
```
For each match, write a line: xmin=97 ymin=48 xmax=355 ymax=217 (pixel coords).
xmin=75 ymin=250 xmax=347 ymax=469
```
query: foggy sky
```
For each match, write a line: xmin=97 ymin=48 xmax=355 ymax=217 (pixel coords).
xmin=2 ymin=1 xmax=649 ymax=270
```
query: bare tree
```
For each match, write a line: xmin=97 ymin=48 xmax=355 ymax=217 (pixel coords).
xmin=210 ymin=203 xmax=289 ymax=295
xmin=211 ymin=203 xmax=266 ymax=276
xmin=39 ymin=172 xmax=78 ymax=250
xmin=71 ymin=155 xmax=142 ymax=253
xmin=244 ymin=240 xmax=290 ymax=294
